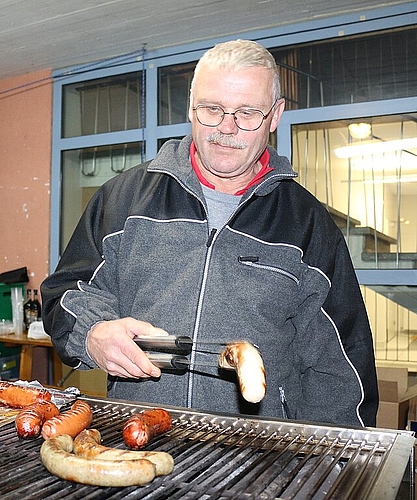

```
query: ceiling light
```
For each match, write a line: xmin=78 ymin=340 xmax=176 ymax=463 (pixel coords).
xmin=335 ymin=137 xmax=417 ymax=158
xmin=348 ymin=122 xmax=372 ymax=139
xmin=363 ymin=174 xmax=417 ymax=184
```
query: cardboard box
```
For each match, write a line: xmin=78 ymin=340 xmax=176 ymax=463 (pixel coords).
xmin=376 ymin=366 xmax=417 ymax=429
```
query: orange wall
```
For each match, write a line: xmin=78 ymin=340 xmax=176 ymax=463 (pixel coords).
xmin=0 ymin=70 xmax=53 ymax=293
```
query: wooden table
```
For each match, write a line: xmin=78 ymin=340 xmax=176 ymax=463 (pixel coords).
xmin=0 ymin=331 xmax=63 ymax=386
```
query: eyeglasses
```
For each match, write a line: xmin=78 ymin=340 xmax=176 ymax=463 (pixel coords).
xmin=192 ymin=98 xmax=278 ymax=131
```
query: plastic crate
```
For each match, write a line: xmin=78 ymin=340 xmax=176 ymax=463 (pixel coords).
xmin=0 ymin=343 xmax=21 ymax=357
xmin=0 ymin=283 xmax=25 ymax=321
xmin=0 ymin=354 xmax=20 ymax=380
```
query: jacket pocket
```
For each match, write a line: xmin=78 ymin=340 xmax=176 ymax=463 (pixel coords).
xmin=238 ymin=256 xmax=300 ymax=285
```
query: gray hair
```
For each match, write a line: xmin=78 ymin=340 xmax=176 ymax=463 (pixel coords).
xmin=191 ymin=39 xmax=281 ymax=102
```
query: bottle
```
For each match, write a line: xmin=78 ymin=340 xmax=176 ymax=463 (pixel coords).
xmin=30 ymin=289 xmax=42 ymax=323
xmin=24 ymin=289 xmax=33 ymax=329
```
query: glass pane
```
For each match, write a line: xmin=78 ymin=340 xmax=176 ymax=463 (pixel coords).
xmin=291 ymin=114 xmax=417 ymax=269
xmin=158 ymin=62 xmax=196 ymax=125
xmin=271 ymin=26 xmax=417 ymax=109
xmin=362 ymin=285 xmax=417 ymax=365
xmin=62 ymin=72 xmax=144 ymax=138
xmin=60 ymin=142 xmax=144 ymax=252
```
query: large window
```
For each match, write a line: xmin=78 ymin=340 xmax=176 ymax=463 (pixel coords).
xmin=271 ymin=27 xmax=417 ymax=109
xmin=292 ymin=113 xmax=417 ymax=268
xmin=290 ymin=112 xmax=417 ymax=366
xmin=156 ymin=27 xmax=417 ymax=119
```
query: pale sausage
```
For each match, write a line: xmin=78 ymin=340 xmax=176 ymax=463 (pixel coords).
xmin=219 ymin=341 xmax=266 ymax=403
xmin=73 ymin=428 xmax=174 ymax=476
xmin=40 ymin=434 xmax=156 ymax=487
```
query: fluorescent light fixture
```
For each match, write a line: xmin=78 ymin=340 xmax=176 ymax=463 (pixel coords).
xmin=349 ymin=153 xmax=416 ymax=172
xmin=363 ymin=174 xmax=417 ymax=184
xmin=335 ymin=137 xmax=417 ymax=158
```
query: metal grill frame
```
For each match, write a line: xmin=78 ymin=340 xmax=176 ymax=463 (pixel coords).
xmin=0 ymin=395 xmax=414 ymax=499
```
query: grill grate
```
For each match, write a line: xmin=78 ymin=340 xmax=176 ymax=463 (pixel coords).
xmin=0 ymin=396 xmax=414 ymax=499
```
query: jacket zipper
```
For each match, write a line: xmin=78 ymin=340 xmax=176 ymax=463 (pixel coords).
xmin=238 ymin=258 xmax=299 ymax=284
xmin=279 ymin=386 xmax=291 ymax=419
xmin=186 ymin=227 xmax=218 ymax=407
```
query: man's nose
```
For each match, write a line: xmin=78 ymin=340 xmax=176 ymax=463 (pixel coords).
xmin=217 ymin=112 xmax=238 ymax=133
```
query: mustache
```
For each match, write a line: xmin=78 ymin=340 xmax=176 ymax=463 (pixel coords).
xmin=206 ymin=132 xmax=248 ymax=150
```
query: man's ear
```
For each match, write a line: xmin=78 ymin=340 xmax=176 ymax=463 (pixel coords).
xmin=188 ymin=105 xmax=194 ymax=123
xmin=269 ymin=98 xmax=285 ymax=133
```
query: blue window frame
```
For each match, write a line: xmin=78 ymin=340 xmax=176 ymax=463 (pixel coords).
xmin=50 ymin=2 xmax=417 ymax=284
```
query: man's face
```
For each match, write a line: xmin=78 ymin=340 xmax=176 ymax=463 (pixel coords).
xmin=189 ymin=64 xmax=284 ymax=184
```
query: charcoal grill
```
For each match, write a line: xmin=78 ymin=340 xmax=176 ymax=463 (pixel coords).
xmin=0 ymin=395 xmax=414 ymax=499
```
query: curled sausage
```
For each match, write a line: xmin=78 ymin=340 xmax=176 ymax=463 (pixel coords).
xmin=40 ymin=434 xmax=156 ymax=487
xmin=0 ymin=382 xmax=51 ymax=408
xmin=41 ymin=400 xmax=93 ymax=439
xmin=219 ymin=341 xmax=266 ymax=403
xmin=15 ymin=400 xmax=60 ymax=438
xmin=123 ymin=408 xmax=172 ymax=450
xmin=73 ymin=428 xmax=174 ymax=476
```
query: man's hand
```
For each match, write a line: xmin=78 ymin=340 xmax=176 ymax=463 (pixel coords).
xmin=86 ymin=318 xmax=168 ymax=378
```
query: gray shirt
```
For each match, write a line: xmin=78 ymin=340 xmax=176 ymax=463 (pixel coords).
xmin=202 ymin=184 xmax=242 ymax=231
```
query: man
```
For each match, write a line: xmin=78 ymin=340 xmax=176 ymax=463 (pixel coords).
xmin=41 ymin=39 xmax=378 ymax=427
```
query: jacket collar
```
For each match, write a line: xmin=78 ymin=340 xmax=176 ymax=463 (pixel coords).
xmin=148 ymin=134 xmax=298 ymax=198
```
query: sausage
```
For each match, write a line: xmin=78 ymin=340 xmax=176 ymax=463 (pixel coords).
xmin=40 ymin=434 xmax=156 ymax=487
xmin=41 ymin=400 xmax=93 ymax=439
xmin=0 ymin=382 xmax=51 ymax=408
xmin=219 ymin=341 xmax=266 ymax=403
xmin=73 ymin=428 xmax=174 ymax=476
xmin=15 ymin=400 xmax=60 ymax=438
xmin=122 ymin=408 xmax=172 ymax=450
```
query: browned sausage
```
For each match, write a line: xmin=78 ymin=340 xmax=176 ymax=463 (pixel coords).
xmin=73 ymin=428 xmax=174 ymax=476
xmin=41 ymin=400 xmax=93 ymax=439
xmin=123 ymin=408 xmax=172 ymax=450
xmin=0 ymin=382 xmax=51 ymax=408
xmin=15 ymin=400 xmax=60 ymax=438
xmin=40 ymin=434 xmax=156 ymax=487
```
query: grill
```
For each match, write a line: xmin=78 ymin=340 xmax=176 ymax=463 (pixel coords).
xmin=0 ymin=395 xmax=414 ymax=499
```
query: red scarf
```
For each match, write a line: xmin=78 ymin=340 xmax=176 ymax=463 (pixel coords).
xmin=190 ymin=141 xmax=272 ymax=196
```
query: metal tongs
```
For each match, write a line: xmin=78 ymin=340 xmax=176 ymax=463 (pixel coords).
xmin=134 ymin=334 xmax=223 ymax=371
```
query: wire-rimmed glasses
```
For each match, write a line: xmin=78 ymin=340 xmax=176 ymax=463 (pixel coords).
xmin=192 ymin=98 xmax=278 ymax=131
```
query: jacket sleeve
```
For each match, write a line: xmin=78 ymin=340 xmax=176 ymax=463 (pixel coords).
xmin=41 ymin=187 xmax=119 ymax=368
xmin=292 ymin=209 xmax=379 ymax=427
xmin=322 ymin=231 xmax=379 ymax=426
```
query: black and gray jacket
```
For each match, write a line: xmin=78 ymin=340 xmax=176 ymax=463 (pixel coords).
xmin=41 ymin=134 xmax=378 ymax=427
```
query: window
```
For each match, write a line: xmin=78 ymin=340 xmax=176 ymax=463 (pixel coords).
xmin=158 ymin=62 xmax=196 ymax=125
xmin=60 ymin=143 xmax=143 ymax=252
xmin=363 ymin=285 xmax=417 ymax=364
xmin=291 ymin=113 xmax=417 ymax=268
xmin=62 ymin=72 xmax=144 ymax=138
xmin=271 ymin=26 xmax=417 ymax=109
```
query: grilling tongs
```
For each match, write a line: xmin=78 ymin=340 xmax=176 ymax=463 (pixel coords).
xmin=134 ymin=334 xmax=224 ymax=370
